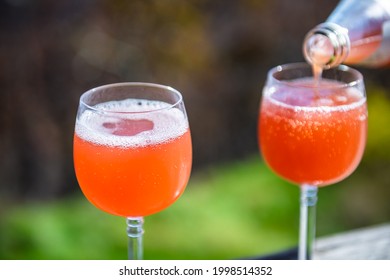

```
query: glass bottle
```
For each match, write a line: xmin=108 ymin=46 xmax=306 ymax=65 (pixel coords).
xmin=303 ymin=0 xmax=390 ymax=68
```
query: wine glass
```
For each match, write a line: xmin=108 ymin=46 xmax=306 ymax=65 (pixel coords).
xmin=258 ymin=63 xmax=367 ymax=260
xmin=73 ymin=83 xmax=192 ymax=259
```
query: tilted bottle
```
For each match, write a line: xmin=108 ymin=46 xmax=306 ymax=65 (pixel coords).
xmin=303 ymin=0 xmax=390 ymax=68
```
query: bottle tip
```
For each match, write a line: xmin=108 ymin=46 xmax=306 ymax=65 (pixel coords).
xmin=303 ymin=23 xmax=350 ymax=69
xmin=304 ymin=33 xmax=334 ymax=68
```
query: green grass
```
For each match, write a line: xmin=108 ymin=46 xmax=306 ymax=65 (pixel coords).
xmin=2 ymin=155 xmax=387 ymax=260
xmin=2 ymin=155 xmax=390 ymax=260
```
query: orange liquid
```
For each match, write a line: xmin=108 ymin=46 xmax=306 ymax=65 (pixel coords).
xmin=259 ymin=79 xmax=367 ymax=186
xmin=74 ymin=102 xmax=192 ymax=217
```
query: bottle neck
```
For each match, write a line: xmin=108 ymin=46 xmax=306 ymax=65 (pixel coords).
xmin=303 ymin=22 xmax=351 ymax=69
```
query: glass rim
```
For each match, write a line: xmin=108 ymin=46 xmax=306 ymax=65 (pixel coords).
xmin=79 ymin=82 xmax=184 ymax=114
xmin=268 ymin=62 xmax=364 ymax=89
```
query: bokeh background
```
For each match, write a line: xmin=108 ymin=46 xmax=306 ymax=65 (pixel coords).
xmin=1 ymin=0 xmax=390 ymax=259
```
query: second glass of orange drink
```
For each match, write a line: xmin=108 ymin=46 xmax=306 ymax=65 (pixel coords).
xmin=73 ymin=83 xmax=192 ymax=259
xmin=258 ymin=63 xmax=367 ymax=260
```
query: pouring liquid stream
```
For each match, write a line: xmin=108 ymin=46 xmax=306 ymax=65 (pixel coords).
xmin=312 ymin=63 xmax=323 ymax=100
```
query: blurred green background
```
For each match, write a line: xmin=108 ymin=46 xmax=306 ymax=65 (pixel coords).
xmin=1 ymin=0 xmax=389 ymax=259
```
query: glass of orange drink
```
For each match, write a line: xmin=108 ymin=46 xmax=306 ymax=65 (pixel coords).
xmin=73 ymin=83 xmax=192 ymax=259
xmin=258 ymin=63 xmax=367 ymax=259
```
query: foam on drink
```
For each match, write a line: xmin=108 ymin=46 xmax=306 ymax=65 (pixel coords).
xmin=75 ymin=99 xmax=189 ymax=148
xmin=265 ymin=78 xmax=366 ymax=112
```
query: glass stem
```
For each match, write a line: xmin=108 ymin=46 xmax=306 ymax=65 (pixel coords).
xmin=298 ymin=184 xmax=318 ymax=260
xmin=126 ymin=217 xmax=144 ymax=260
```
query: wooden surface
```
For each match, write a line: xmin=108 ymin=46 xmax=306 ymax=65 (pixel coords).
xmin=314 ymin=223 xmax=390 ymax=260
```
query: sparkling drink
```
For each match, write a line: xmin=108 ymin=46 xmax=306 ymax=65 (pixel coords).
xmin=74 ymin=98 xmax=192 ymax=217
xmin=258 ymin=63 xmax=367 ymax=260
xmin=259 ymin=78 xmax=367 ymax=187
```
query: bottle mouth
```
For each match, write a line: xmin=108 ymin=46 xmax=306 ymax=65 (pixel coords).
xmin=303 ymin=23 xmax=350 ymax=69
